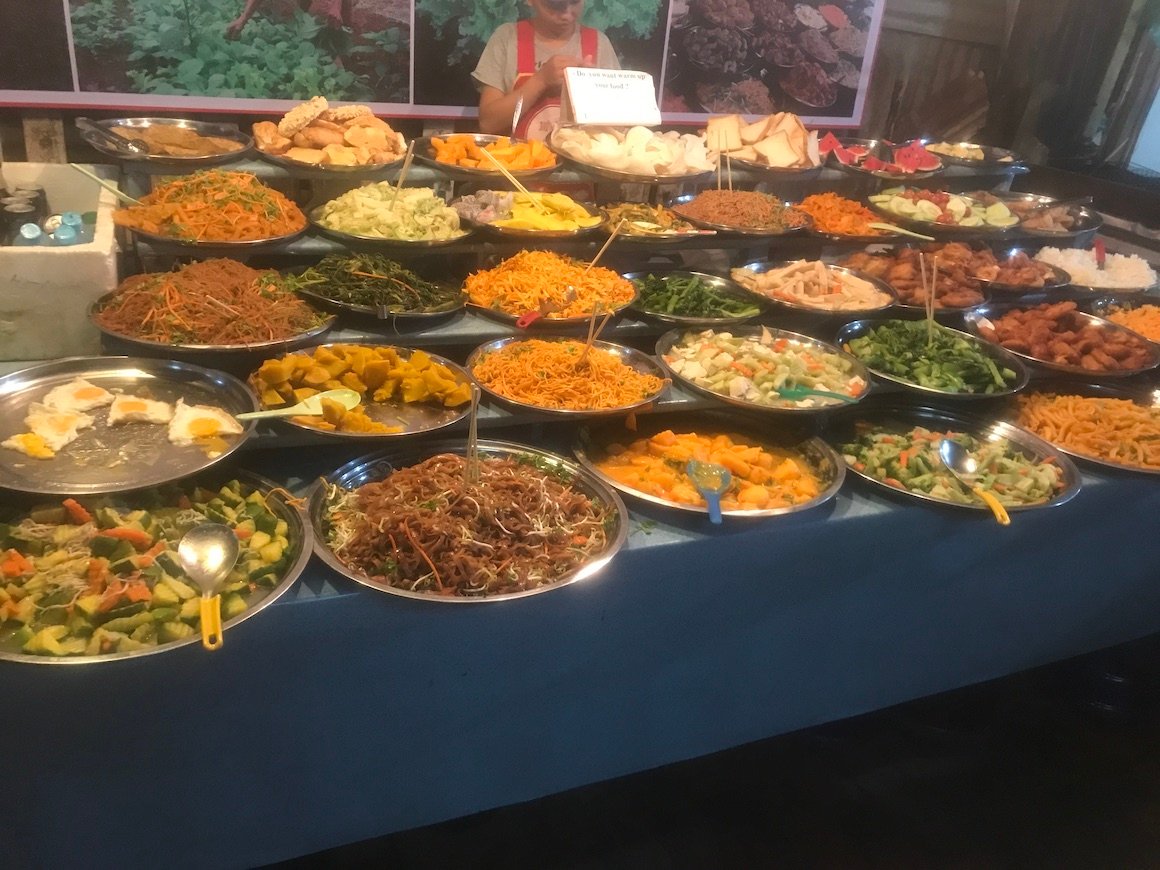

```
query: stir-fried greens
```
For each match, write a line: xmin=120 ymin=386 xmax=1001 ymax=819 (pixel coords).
xmin=633 ymin=274 xmax=761 ymax=319
xmin=288 ymin=254 xmax=463 ymax=313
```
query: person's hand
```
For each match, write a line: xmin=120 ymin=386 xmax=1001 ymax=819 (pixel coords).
xmin=225 ymin=16 xmax=247 ymax=38
xmin=535 ymin=54 xmax=591 ymax=89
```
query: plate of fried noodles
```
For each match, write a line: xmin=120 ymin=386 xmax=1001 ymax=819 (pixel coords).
xmin=309 ymin=440 xmax=628 ymax=601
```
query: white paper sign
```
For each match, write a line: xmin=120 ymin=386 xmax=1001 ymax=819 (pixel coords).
xmin=562 ymin=68 xmax=662 ymax=127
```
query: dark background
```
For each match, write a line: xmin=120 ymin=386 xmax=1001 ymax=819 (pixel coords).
xmin=0 ymin=0 xmax=74 ymax=91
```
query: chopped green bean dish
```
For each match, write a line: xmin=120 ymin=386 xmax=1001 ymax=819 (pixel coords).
xmin=633 ymin=274 xmax=761 ymax=319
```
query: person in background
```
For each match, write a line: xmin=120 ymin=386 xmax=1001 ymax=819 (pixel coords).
xmin=473 ymin=0 xmax=620 ymax=139
xmin=226 ymin=0 xmax=349 ymax=40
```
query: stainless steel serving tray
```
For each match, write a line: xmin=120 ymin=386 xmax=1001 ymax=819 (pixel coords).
xmin=962 ymin=305 xmax=1160 ymax=378
xmin=980 ymin=191 xmax=1103 ymax=246
xmin=455 ymin=197 xmax=602 ymax=239
xmin=308 ymin=440 xmax=628 ymax=602
xmin=668 ymin=192 xmax=813 ymax=236
xmin=0 ymin=470 xmax=311 ymax=664
xmin=1005 ymin=380 xmax=1160 ymax=476
xmin=248 ymin=344 xmax=472 ymax=439
xmin=656 ymin=325 xmax=873 ymax=413
xmin=598 ymin=205 xmax=715 ymax=244
xmin=720 ymin=155 xmax=824 ymax=180
xmin=1085 ymin=295 xmax=1160 ymax=342
xmin=917 ymin=140 xmax=1025 ymax=169
xmin=308 ymin=204 xmax=472 ymax=247
xmin=124 ymin=223 xmax=308 ymax=250
xmin=547 ymin=126 xmax=716 ymax=185
xmin=829 ymin=137 xmax=944 ymax=181
xmin=80 ymin=117 xmax=252 ymax=165
xmin=467 ymin=336 xmax=668 ymax=416
xmin=624 ymin=270 xmax=765 ymax=326
xmin=827 ymin=403 xmax=1081 ymax=512
xmin=291 ymin=284 xmax=466 ymax=322
xmin=971 ymin=249 xmax=1072 ymax=294
xmin=731 ymin=260 xmax=897 ymax=316
xmin=866 ymin=191 xmax=1018 ymax=237
xmin=413 ymin=134 xmax=559 ymax=182
xmin=574 ymin=412 xmax=845 ymax=518
xmin=0 ymin=357 xmax=257 ymax=495
xmin=90 ymin=292 xmax=336 ymax=357
xmin=836 ymin=318 xmax=1030 ymax=399
xmin=256 ymin=149 xmax=405 ymax=174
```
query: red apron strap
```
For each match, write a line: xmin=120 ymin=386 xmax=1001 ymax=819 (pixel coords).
xmin=516 ymin=19 xmax=537 ymax=80
xmin=580 ymin=26 xmax=598 ymax=61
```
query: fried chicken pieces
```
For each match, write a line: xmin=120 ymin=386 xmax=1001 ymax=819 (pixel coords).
xmin=841 ymin=243 xmax=985 ymax=309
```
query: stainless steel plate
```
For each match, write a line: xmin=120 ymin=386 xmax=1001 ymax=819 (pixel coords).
xmin=598 ymin=206 xmax=715 ymax=244
xmin=308 ymin=440 xmax=628 ymax=602
xmin=574 ymin=412 xmax=845 ymax=518
xmin=836 ymin=319 xmax=1030 ymax=399
xmin=918 ymin=140 xmax=1025 ymax=169
xmin=308 ymin=204 xmax=472 ymax=247
xmin=256 ymin=149 xmax=405 ymax=174
xmin=827 ymin=403 xmax=1081 ymax=511
xmin=546 ymin=126 xmax=716 ymax=185
xmin=0 ymin=357 xmax=257 ymax=495
xmin=456 ymin=198 xmax=602 ymax=239
xmin=656 ymin=325 xmax=873 ymax=412
xmin=866 ymin=192 xmax=1018 ymax=236
xmin=971 ymin=251 xmax=1071 ymax=294
xmin=668 ymin=193 xmax=813 ymax=236
xmin=292 ymin=284 xmax=466 ymax=322
xmin=467 ymin=336 xmax=668 ymax=416
xmin=977 ymin=191 xmax=1103 ymax=246
xmin=624 ymin=270 xmax=765 ymax=326
xmin=1006 ymin=380 xmax=1160 ymax=476
xmin=732 ymin=260 xmax=897 ymax=316
xmin=90 ymin=292 xmax=335 ymax=356
xmin=249 ymin=344 xmax=472 ymax=439
xmin=124 ymin=223 xmax=308 ymax=250
xmin=80 ymin=117 xmax=252 ymax=165
xmin=1085 ymin=296 xmax=1160 ymax=342
xmin=721 ymin=155 xmax=824 ymax=180
xmin=962 ymin=305 xmax=1160 ymax=378
xmin=413 ymin=134 xmax=559 ymax=181
xmin=0 ymin=470 xmax=311 ymax=664
xmin=829 ymin=137 xmax=944 ymax=181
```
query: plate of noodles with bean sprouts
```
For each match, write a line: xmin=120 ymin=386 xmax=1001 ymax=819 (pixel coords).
xmin=309 ymin=440 xmax=628 ymax=601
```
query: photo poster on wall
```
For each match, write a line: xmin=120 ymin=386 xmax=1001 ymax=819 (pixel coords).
xmin=0 ymin=0 xmax=885 ymax=128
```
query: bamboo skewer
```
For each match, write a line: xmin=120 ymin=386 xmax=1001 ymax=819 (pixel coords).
xmin=480 ymin=149 xmax=551 ymax=215
xmin=387 ymin=141 xmax=416 ymax=209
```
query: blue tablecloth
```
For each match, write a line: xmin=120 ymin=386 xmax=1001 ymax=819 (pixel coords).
xmin=5 ymin=451 xmax=1159 ymax=868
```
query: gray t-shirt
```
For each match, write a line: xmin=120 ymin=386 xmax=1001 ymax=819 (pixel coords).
xmin=471 ymin=21 xmax=620 ymax=94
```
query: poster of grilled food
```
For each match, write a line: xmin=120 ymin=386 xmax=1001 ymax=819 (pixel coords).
xmin=0 ymin=0 xmax=884 ymax=126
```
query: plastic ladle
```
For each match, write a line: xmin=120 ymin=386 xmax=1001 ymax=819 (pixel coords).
xmin=176 ymin=523 xmax=241 ymax=650
xmin=235 ymin=388 xmax=361 ymax=421
xmin=775 ymin=385 xmax=858 ymax=404
xmin=686 ymin=460 xmax=732 ymax=525
xmin=937 ymin=438 xmax=1011 ymax=526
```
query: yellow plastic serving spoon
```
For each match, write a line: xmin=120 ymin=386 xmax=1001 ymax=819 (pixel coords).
xmin=938 ymin=438 xmax=1011 ymax=526
xmin=177 ymin=523 xmax=241 ymax=650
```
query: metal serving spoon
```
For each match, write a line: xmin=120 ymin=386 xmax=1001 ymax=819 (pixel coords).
xmin=937 ymin=439 xmax=1011 ymax=526
xmin=236 ymin=388 xmax=361 ymax=421
xmin=686 ymin=460 xmax=732 ymax=524
xmin=177 ymin=524 xmax=241 ymax=650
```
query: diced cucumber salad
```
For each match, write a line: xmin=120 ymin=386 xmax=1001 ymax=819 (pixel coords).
xmin=0 ymin=481 xmax=294 ymax=658
xmin=842 ymin=426 xmax=1065 ymax=506
xmin=663 ymin=327 xmax=866 ymax=408
xmin=869 ymin=187 xmax=1018 ymax=228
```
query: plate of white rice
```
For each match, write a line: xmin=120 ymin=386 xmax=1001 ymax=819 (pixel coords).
xmin=1035 ymin=247 xmax=1158 ymax=292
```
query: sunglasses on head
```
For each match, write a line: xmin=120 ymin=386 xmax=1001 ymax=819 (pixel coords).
xmin=543 ymin=0 xmax=582 ymax=10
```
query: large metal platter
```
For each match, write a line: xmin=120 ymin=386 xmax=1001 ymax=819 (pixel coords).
xmin=308 ymin=440 xmax=628 ymax=603
xmin=598 ymin=205 xmax=716 ymax=244
xmin=721 ymin=155 xmax=824 ymax=180
xmin=467 ymin=336 xmax=668 ymax=416
xmin=123 ymin=223 xmax=308 ymax=250
xmin=917 ymin=140 xmax=1025 ymax=169
xmin=546 ymin=126 xmax=715 ymax=185
xmin=731 ymin=259 xmax=897 ymax=316
xmin=79 ymin=117 xmax=251 ymax=165
xmin=1005 ymin=380 xmax=1160 ymax=476
xmin=971 ymin=250 xmax=1072 ymax=294
xmin=413 ymin=134 xmax=558 ymax=181
xmin=90 ymin=291 xmax=336 ymax=357
xmin=668 ymin=192 xmax=813 ymax=237
xmin=574 ymin=412 xmax=845 ymax=518
xmin=0 ymin=357 xmax=257 ymax=495
xmin=866 ymin=191 xmax=1019 ymax=237
xmin=248 ymin=344 xmax=472 ymax=439
xmin=836 ymin=319 xmax=1030 ymax=399
xmin=308 ymin=204 xmax=472 ymax=247
xmin=291 ymin=284 xmax=466 ymax=322
xmin=829 ymin=137 xmax=944 ymax=181
xmin=1085 ymin=296 xmax=1160 ymax=344
xmin=977 ymin=191 xmax=1103 ymax=247
xmin=0 ymin=470 xmax=311 ymax=664
xmin=624 ymin=270 xmax=765 ymax=326
xmin=256 ymin=148 xmax=405 ymax=174
xmin=827 ymin=403 xmax=1081 ymax=512
xmin=962 ymin=305 xmax=1160 ymax=378
xmin=656 ymin=325 xmax=873 ymax=413
xmin=465 ymin=275 xmax=638 ymax=331
xmin=1031 ymin=250 xmax=1157 ymax=296
xmin=455 ymin=198 xmax=602 ymax=240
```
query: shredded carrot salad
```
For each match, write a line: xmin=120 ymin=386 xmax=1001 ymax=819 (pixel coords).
xmin=471 ymin=339 xmax=665 ymax=410
xmin=464 ymin=250 xmax=635 ymax=319
xmin=1106 ymin=304 xmax=1160 ymax=342
xmin=1017 ymin=392 xmax=1160 ymax=470
xmin=113 ymin=170 xmax=306 ymax=242
xmin=797 ymin=192 xmax=886 ymax=236
xmin=95 ymin=259 xmax=326 ymax=345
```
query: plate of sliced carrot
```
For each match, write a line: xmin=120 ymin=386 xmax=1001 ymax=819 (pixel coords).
xmin=113 ymin=170 xmax=308 ymax=247
xmin=414 ymin=134 xmax=558 ymax=181
xmin=574 ymin=413 xmax=845 ymax=517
